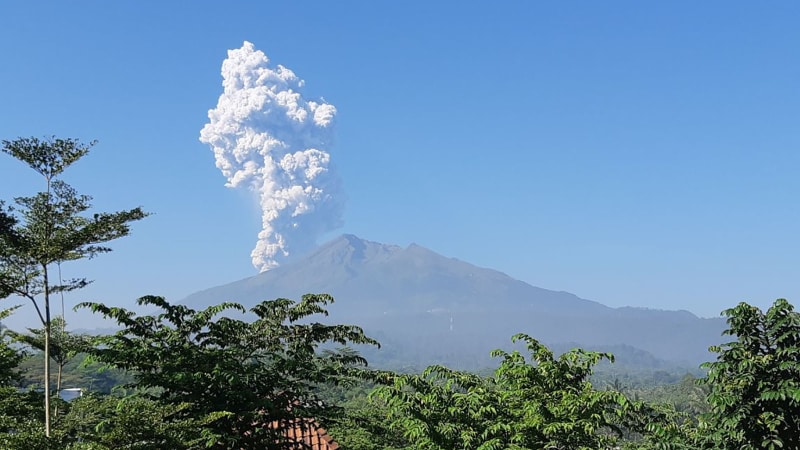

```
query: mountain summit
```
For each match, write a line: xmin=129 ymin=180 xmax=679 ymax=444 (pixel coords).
xmin=181 ymin=234 xmax=725 ymax=368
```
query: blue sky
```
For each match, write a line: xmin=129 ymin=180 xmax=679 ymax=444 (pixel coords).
xmin=1 ymin=1 xmax=799 ymax=328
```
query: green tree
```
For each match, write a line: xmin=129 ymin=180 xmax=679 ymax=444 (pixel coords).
xmin=622 ymin=406 xmax=702 ymax=450
xmin=0 ymin=136 xmax=148 ymax=437
xmin=700 ymin=299 xmax=800 ymax=449
xmin=58 ymin=394 xmax=216 ymax=449
xmin=79 ymin=293 xmax=379 ymax=449
xmin=0 ymin=387 xmax=55 ymax=449
xmin=0 ymin=307 xmax=24 ymax=386
xmin=327 ymin=395 xmax=411 ymax=450
xmin=372 ymin=333 xmax=650 ymax=450
xmin=10 ymin=315 xmax=92 ymax=393
xmin=0 ymin=389 xmax=211 ymax=449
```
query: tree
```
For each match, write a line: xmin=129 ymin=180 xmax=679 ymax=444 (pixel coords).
xmin=372 ymin=334 xmax=651 ymax=450
xmin=0 ymin=387 xmax=56 ymax=450
xmin=57 ymin=394 xmax=214 ymax=449
xmin=0 ymin=136 xmax=148 ymax=437
xmin=621 ymin=407 xmax=702 ymax=450
xmin=79 ymin=293 xmax=379 ymax=449
xmin=0 ymin=307 xmax=23 ymax=387
xmin=326 ymin=395 xmax=411 ymax=450
xmin=700 ymin=299 xmax=800 ymax=449
xmin=0 ymin=389 xmax=212 ymax=449
xmin=10 ymin=315 xmax=92 ymax=393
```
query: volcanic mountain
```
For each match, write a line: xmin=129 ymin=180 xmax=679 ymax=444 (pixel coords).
xmin=181 ymin=234 xmax=726 ymax=369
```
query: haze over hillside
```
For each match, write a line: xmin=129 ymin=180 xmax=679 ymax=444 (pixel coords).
xmin=182 ymin=234 xmax=727 ymax=369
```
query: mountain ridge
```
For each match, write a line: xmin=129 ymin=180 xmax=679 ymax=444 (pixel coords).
xmin=181 ymin=234 xmax=726 ymax=369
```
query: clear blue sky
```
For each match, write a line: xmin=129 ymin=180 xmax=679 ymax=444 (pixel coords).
xmin=1 ymin=1 xmax=799 ymax=329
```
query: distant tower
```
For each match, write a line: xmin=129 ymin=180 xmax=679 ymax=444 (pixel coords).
xmin=450 ymin=315 xmax=453 ymax=332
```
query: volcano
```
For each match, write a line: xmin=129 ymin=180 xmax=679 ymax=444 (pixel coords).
xmin=181 ymin=234 xmax=726 ymax=369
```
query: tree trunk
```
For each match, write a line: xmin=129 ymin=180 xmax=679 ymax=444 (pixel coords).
xmin=43 ymin=266 xmax=51 ymax=438
xmin=57 ymin=362 xmax=62 ymax=393
xmin=43 ymin=171 xmax=52 ymax=438
xmin=54 ymin=361 xmax=64 ymax=417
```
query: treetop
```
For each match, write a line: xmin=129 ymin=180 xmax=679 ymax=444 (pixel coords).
xmin=1 ymin=136 xmax=95 ymax=180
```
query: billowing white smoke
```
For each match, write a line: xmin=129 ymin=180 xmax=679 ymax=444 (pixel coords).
xmin=200 ymin=41 xmax=342 ymax=272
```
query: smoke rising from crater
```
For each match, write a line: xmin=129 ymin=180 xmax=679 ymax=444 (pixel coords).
xmin=200 ymin=41 xmax=342 ymax=272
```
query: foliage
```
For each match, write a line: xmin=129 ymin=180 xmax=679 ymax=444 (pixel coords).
xmin=700 ymin=299 xmax=800 ymax=450
xmin=2 ymin=296 xmax=796 ymax=450
xmin=58 ymin=394 xmax=217 ymax=449
xmin=0 ymin=387 xmax=215 ymax=450
xmin=326 ymin=395 xmax=411 ymax=450
xmin=0 ymin=136 xmax=148 ymax=436
xmin=0 ymin=137 xmax=148 ymax=312
xmin=10 ymin=315 xmax=92 ymax=391
xmin=616 ymin=374 xmax=710 ymax=418
xmin=79 ymin=293 xmax=379 ymax=449
xmin=17 ymin=352 xmax=132 ymax=393
xmin=371 ymin=333 xmax=650 ymax=450
xmin=0 ymin=387 xmax=62 ymax=449
xmin=0 ymin=307 xmax=24 ymax=386
xmin=622 ymin=410 xmax=702 ymax=450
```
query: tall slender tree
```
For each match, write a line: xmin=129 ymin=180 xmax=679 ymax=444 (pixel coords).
xmin=0 ymin=136 xmax=148 ymax=437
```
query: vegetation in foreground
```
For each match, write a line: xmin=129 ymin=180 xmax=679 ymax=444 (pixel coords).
xmin=1 ymin=138 xmax=799 ymax=449
xmin=0 ymin=296 xmax=797 ymax=449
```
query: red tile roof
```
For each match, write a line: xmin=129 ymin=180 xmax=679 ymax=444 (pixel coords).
xmin=271 ymin=417 xmax=340 ymax=450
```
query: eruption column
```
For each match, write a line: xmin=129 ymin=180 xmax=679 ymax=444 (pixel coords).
xmin=200 ymin=42 xmax=342 ymax=272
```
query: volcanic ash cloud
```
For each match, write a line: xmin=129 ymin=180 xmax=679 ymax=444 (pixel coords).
xmin=200 ymin=41 xmax=342 ymax=272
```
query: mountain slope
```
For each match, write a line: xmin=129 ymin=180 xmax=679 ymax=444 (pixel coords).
xmin=181 ymin=234 xmax=726 ymax=369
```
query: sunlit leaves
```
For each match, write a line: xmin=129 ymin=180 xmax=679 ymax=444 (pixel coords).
xmin=78 ymin=294 xmax=379 ymax=449
xmin=372 ymin=333 xmax=646 ymax=450
xmin=700 ymin=299 xmax=800 ymax=449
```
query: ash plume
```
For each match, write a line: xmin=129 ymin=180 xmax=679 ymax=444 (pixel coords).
xmin=200 ymin=41 xmax=342 ymax=272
